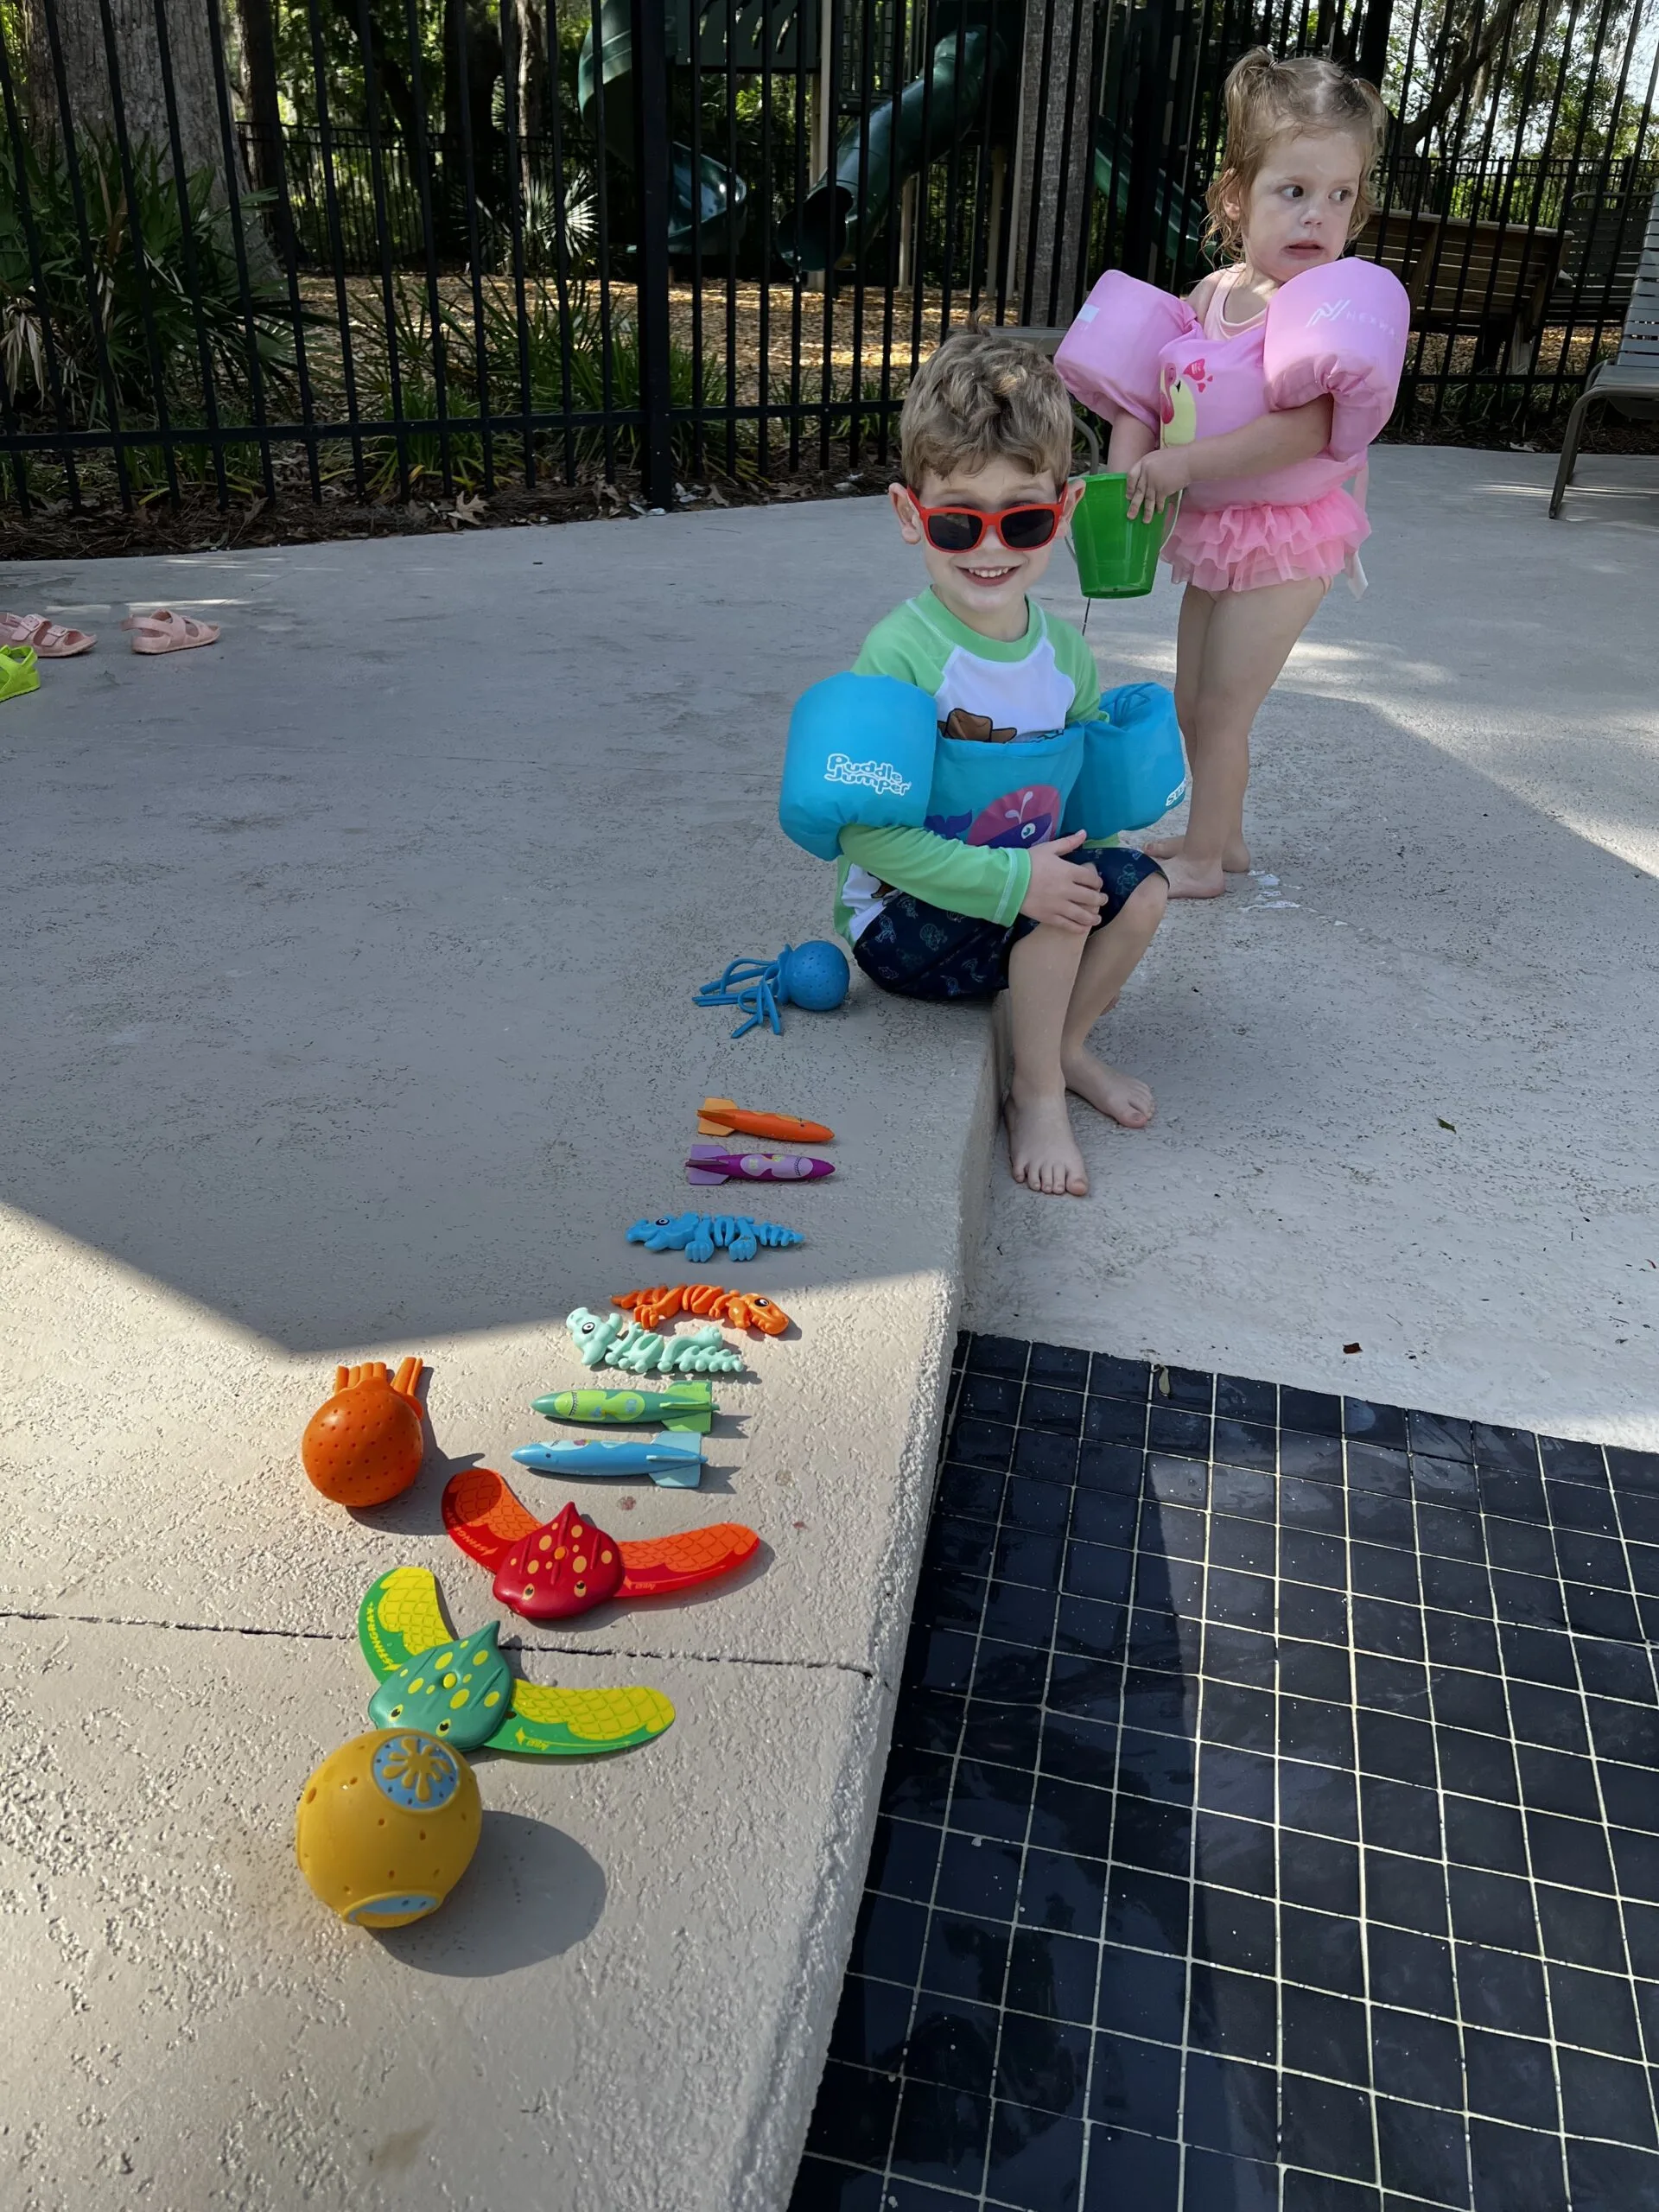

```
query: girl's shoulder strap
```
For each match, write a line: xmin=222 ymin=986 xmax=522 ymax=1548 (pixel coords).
xmin=1211 ymin=263 xmax=1268 ymax=336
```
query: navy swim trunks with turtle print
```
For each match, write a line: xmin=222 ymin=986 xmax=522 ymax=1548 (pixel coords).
xmin=852 ymin=844 xmax=1165 ymax=1003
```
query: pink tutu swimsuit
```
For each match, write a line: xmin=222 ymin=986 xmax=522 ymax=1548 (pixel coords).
xmin=1163 ymin=266 xmax=1370 ymax=595
xmin=1054 ymin=255 xmax=1410 ymax=600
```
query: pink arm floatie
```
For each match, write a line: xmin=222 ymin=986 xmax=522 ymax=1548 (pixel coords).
xmin=1262 ymin=257 xmax=1411 ymax=464
xmin=1055 ymin=271 xmax=1200 ymax=432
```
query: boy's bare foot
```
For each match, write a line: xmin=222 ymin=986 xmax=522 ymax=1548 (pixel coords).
xmin=1062 ymin=1049 xmax=1155 ymax=1128
xmin=1004 ymin=1086 xmax=1089 ymax=1198
xmin=1157 ymin=855 xmax=1229 ymax=900
xmin=1143 ymin=831 xmax=1252 ymax=874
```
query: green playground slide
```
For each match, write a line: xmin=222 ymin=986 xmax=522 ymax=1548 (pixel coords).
xmin=578 ymin=0 xmax=749 ymax=260
xmin=785 ymin=35 xmax=1206 ymax=283
xmin=784 ymin=23 xmax=1009 ymax=273
xmin=1090 ymin=115 xmax=1207 ymax=276
xmin=576 ymin=0 xmax=1202 ymax=283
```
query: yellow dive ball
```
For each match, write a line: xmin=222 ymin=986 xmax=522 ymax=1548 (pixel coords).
xmin=296 ymin=1727 xmax=482 ymax=1927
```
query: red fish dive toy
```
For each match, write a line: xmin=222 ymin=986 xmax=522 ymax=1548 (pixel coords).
xmin=302 ymin=1357 xmax=426 ymax=1507
xmin=442 ymin=1468 xmax=760 ymax=1624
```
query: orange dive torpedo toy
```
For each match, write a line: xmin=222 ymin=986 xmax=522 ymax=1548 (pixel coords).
xmin=302 ymin=1357 xmax=426 ymax=1507
xmin=442 ymin=1468 xmax=760 ymax=1623
xmin=696 ymin=1096 xmax=834 ymax=1145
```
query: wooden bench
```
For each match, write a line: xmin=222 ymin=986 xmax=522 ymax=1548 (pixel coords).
xmin=1357 ymin=209 xmax=1563 ymax=370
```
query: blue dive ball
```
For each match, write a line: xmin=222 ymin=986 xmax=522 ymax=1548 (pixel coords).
xmin=695 ymin=939 xmax=851 ymax=1038
xmin=777 ymin=940 xmax=851 ymax=1014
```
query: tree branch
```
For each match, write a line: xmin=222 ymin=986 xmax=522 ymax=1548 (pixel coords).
xmin=1401 ymin=0 xmax=1535 ymax=151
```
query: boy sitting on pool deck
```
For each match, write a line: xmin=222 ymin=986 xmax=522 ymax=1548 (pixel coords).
xmin=817 ymin=329 xmax=1168 ymax=1201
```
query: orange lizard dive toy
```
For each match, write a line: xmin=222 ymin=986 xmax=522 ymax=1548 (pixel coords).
xmin=613 ymin=1284 xmax=792 ymax=1336
xmin=302 ymin=1357 xmax=426 ymax=1506
xmin=697 ymin=1096 xmax=834 ymax=1145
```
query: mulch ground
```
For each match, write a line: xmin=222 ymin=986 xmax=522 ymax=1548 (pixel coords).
xmin=0 ymin=462 xmax=902 ymax=563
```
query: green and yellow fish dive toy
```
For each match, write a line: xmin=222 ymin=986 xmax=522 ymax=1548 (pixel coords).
xmin=357 ymin=1566 xmax=676 ymax=1756
xmin=532 ymin=1379 xmax=715 ymax=1435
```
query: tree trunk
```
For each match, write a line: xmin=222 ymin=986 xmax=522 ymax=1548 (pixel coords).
xmin=23 ymin=0 xmax=252 ymax=200
xmin=1010 ymin=0 xmax=1098 ymax=322
xmin=1400 ymin=0 xmax=1533 ymax=153
xmin=235 ymin=0 xmax=292 ymax=257
xmin=505 ymin=0 xmax=547 ymax=205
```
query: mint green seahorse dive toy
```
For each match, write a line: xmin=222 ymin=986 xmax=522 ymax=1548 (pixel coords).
xmin=566 ymin=1305 xmax=743 ymax=1376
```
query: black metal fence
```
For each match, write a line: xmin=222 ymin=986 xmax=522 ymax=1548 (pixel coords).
xmin=1 ymin=0 xmax=1655 ymax=515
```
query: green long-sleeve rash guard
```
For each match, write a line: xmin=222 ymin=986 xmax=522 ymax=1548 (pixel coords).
xmin=833 ymin=588 xmax=1103 ymax=944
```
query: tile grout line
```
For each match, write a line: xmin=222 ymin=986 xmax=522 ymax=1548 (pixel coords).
xmin=1410 ymin=1433 xmax=1497 ymax=2210
xmin=1566 ymin=1435 xmax=1659 ymax=2151
xmin=968 ymin=1350 xmax=1093 ymax=2212
xmin=1171 ymin=1363 xmax=1217 ymax=2212
xmin=1332 ymin=1408 xmax=1383 ymax=2209
xmin=875 ymin=1334 xmax=1033 ymax=2207
xmin=1072 ymin=1353 xmax=1159 ymax=2211
xmin=1478 ymin=1425 xmax=1577 ymax=2204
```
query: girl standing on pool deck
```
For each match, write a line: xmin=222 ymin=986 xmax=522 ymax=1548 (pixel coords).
xmin=1056 ymin=50 xmax=1408 ymax=899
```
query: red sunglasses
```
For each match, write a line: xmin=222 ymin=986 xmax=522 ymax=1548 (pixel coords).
xmin=906 ymin=491 xmax=1068 ymax=553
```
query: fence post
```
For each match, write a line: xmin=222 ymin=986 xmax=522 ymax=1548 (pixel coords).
xmin=630 ymin=0 xmax=676 ymax=505
xmin=1122 ymin=0 xmax=1180 ymax=283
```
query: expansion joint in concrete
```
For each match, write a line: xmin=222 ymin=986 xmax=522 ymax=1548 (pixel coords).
xmin=0 ymin=1604 xmax=880 ymax=1681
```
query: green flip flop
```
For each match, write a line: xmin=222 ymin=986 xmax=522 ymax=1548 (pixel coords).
xmin=0 ymin=645 xmax=39 ymax=702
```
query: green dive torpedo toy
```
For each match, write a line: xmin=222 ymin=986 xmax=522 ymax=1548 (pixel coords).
xmin=531 ymin=1379 xmax=715 ymax=1434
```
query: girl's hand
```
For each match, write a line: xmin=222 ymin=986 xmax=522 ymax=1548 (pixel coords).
xmin=1124 ymin=446 xmax=1190 ymax=519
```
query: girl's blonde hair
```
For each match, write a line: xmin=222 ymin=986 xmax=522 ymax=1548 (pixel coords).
xmin=1205 ymin=47 xmax=1387 ymax=262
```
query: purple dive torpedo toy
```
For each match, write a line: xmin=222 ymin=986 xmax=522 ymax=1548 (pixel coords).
xmin=686 ymin=1143 xmax=835 ymax=1186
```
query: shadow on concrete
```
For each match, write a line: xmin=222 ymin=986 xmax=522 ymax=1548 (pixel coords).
xmin=8 ymin=681 xmax=1651 ymax=1358
xmin=378 ymin=1809 xmax=605 ymax=1975
xmin=5 ymin=478 xmax=1657 ymax=1441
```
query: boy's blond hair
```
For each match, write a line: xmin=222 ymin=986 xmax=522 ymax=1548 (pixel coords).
xmin=899 ymin=328 xmax=1075 ymax=493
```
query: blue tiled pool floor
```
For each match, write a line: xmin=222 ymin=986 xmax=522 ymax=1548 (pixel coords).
xmin=791 ymin=1334 xmax=1659 ymax=2212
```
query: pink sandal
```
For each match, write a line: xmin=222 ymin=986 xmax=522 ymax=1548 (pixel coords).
xmin=0 ymin=611 xmax=95 ymax=658
xmin=121 ymin=609 xmax=220 ymax=655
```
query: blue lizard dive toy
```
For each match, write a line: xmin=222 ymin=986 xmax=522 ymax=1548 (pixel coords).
xmin=626 ymin=1211 xmax=804 ymax=1263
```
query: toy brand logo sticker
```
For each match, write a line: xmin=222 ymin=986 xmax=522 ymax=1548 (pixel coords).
xmin=823 ymin=752 xmax=913 ymax=796
xmin=1307 ymin=298 xmax=1399 ymax=335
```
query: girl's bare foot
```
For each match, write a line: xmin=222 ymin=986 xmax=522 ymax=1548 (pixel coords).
xmin=1004 ymin=1086 xmax=1089 ymax=1197
xmin=1143 ymin=831 xmax=1252 ymax=874
xmin=1062 ymin=1048 xmax=1155 ymax=1128
xmin=1158 ymin=855 xmax=1229 ymax=900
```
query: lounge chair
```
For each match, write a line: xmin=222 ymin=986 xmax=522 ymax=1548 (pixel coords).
xmin=1550 ymin=184 xmax=1659 ymax=517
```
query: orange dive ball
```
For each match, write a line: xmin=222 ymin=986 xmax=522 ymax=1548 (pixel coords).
xmin=302 ymin=1357 xmax=426 ymax=1506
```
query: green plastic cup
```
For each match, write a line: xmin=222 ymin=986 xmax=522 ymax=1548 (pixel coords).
xmin=1070 ymin=472 xmax=1173 ymax=599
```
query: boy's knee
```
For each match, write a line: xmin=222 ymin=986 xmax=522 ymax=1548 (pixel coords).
xmin=1119 ymin=873 xmax=1168 ymax=932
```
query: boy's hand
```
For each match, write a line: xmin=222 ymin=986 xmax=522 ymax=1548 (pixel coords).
xmin=1021 ymin=830 xmax=1105 ymax=932
xmin=1124 ymin=445 xmax=1191 ymax=519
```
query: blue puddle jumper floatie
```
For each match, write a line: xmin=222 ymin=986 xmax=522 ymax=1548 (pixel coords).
xmin=779 ymin=671 xmax=1188 ymax=864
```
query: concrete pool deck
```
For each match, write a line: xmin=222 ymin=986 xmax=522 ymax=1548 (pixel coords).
xmin=970 ymin=447 xmax=1659 ymax=1452
xmin=0 ymin=506 xmax=992 ymax=2212
xmin=2 ymin=446 xmax=1656 ymax=2208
